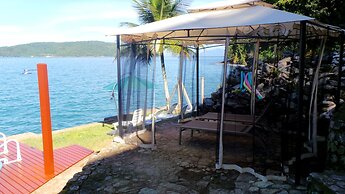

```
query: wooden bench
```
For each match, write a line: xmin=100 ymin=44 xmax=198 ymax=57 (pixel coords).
xmin=196 ymin=112 xmax=258 ymax=123
xmin=179 ymin=120 xmax=252 ymax=145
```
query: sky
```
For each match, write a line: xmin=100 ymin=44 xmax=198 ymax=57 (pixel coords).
xmin=0 ymin=0 xmax=215 ymax=47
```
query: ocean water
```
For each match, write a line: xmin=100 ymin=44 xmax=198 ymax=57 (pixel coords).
xmin=0 ymin=56 xmax=223 ymax=136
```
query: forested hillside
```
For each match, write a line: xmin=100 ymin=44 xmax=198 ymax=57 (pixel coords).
xmin=0 ymin=41 xmax=115 ymax=57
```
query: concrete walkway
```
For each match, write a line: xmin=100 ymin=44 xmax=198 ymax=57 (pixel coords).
xmin=59 ymin=121 xmax=307 ymax=194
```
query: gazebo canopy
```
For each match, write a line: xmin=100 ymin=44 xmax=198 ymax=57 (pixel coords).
xmin=110 ymin=2 xmax=343 ymax=44
xmin=188 ymin=0 xmax=273 ymax=13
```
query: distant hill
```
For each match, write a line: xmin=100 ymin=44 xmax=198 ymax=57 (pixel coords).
xmin=0 ymin=41 xmax=116 ymax=57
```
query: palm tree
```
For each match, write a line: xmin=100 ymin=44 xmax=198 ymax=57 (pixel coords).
xmin=131 ymin=0 xmax=190 ymax=110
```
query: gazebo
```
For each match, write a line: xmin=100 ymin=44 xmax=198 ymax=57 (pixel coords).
xmin=110 ymin=0 xmax=344 ymax=183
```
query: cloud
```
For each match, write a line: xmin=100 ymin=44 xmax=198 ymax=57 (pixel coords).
xmin=0 ymin=26 xmax=117 ymax=46
xmin=0 ymin=0 xmax=211 ymax=46
xmin=48 ymin=10 xmax=137 ymax=26
xmin=80 ymin=26 xmax=125 ymax=34
xmin=0 ymin=25 xmax=22 ymax=33
xmin=0 ymin=32 xmax=71 ymax=46
xmin=0 ymin=1 xmax=139 ymax=46
xmin=47 ymin=1 xmax=138 ymax=27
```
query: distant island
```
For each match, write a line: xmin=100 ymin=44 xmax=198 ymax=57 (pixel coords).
xmin=0 ymin=41 xmax=115 ymax=57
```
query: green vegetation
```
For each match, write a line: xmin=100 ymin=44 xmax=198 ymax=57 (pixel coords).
xmin=227 ymin=0 xmax=345 ymax=65
xmin=20 ymin=123 xmax=114 ymax=152
xmin=265 ymin=0 xmax=345 ymax=28
xmin=0 ymin=41 xmax=115 ymax=57
xmin=227 ymin=44 xmax=251 ymax=66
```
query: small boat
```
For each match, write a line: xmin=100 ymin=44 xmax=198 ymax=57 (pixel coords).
xmin=22 ymin=69 xmax=32 ymax=75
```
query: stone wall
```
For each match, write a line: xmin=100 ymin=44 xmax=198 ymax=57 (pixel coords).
xmin=327 ymin=105 xmax=345 ymax=171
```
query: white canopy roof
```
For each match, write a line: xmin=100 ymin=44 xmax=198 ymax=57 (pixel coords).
xmin=188 ymin=0 xmax=273 ymax=13
xmin=110 ymin=4 xmax=342 ymax=44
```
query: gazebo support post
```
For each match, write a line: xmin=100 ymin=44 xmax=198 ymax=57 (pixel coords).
xmin=178 ymin=47 xmax=184 ymax=119
xmin=251 ymin=40 xmax=260 ymax=163
xmin=296 ymin=21 xmax=307 ymax=185
xmin=116 ymin=35 xmax=124 ymax=138
xmin=216 ymin=37 xmax=230 ymax=169
xmin=251 ymin=40 xmax=260 ymax=116
xmin=336 ymin=34 xmax=344 ymax=107
xmin=142 ymin=43 xmax=150 ymax=130
xmin=125 ymin=44 xmax=136 ymax=119
xmin=201 ymin=77 xmax=205 ymax=104
xmin=196 ymin=46 xmax=200 ymax=116
xmin=151 ymin=41 xmax=157 ymax=146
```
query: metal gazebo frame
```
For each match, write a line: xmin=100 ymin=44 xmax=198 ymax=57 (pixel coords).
xmin=111 ymin=1 xmax=345 ymax=184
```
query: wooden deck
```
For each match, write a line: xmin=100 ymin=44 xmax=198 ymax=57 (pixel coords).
xmin=0 ymin=141 xmax=93 ymax=193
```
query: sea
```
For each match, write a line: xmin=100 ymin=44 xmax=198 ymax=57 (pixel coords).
xmin=0 ymin=56 xmax=224 ymax=136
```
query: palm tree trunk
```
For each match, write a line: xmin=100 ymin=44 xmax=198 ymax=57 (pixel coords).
xmin=160 ymin=52 xmax=170 ymax=110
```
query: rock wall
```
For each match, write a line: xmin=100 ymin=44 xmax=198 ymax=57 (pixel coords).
xmin=328 ymin=105 xmax=345 ymax=171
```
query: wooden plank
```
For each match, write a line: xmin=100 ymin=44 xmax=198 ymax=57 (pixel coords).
xmin=2 ymin=144 xmax=50 ymax=194
xmin=0 ymin=182 xmax=15 ymax=194
xmin=2 ymin=161 xmax=43 ymax=187
xmin=54 ymin=154 xmax=75 ymax=168
xmin=53 ymin=145 xmax=92 ymax=169
xmin=56 ymin=146 xmax=88 ymax=161
xmin=53 ymin=151 xmax=73 ymax=169
xmin=18 ymin=144 xmax=64 ymax=173
xmin=181 ymin=120 xmax=249 ymax=133
xmin=1 ymin=143 xmax=93 ymax=194
xmin=72 ymin=145 xmax=94 ymax=154
xmin=197 ymin=112 xmax=258 ymax=123
xmin=60 ymin=146 xmax=85 ymax=157
xmin=0 ymin=167 xmax=36 ymax=192
xmin=55 ymin=145 xmax=92 ymax=160
xmin=3 ymin=153 xmax=46 ymax=184
xmin=7 ymin=143 xmax=47 ymax=179
xmin=1 ymin=145 xmax=46 ymax=192
xmin=7 ymin=144 xmax=62 ymax=178
xmin=14 ymin=156 xmax=48 ymax=181
xmin=5 ymin=143 xmax=42 ymax=175
xmin=67 ymin=146 xmax=93 ymax=162
xmin=179 ymin=120 xmax=253 ymax=144
xmin=53 ymin=146 xmax=91 ymax=173
xmin=0 ymin=168 xmax=31 ymax=193
xmin=54 ymin=150 xmax=84 ymax=170
xmin=51 ymin=145 xmax=92 ymax=176
xmin=0 ymin=173 xmax=24 ymax=194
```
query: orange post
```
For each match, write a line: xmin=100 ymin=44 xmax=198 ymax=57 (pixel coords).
xmin=37 ymin=64 xmax=54 ymax=177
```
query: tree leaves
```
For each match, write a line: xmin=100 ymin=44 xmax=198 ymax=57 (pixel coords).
xmin=133 ymin=0 xmax=189 ymax=24
xmin=266 ymin=0 xmax=345 ymax=28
